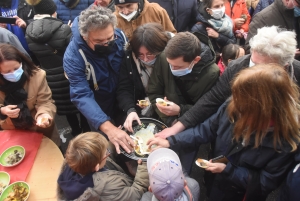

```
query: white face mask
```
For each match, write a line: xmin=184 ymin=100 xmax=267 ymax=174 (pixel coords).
xmin=249 ymin=58 xmax=255 ymax=67
xmin=210 ymin=6 xmax=225 ymax=20
xmin=119 ymin=10 xmax=138 ymax=22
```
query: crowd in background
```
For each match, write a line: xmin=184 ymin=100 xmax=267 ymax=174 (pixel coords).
xmin=0 ymin=0 xmax=300 ymax=200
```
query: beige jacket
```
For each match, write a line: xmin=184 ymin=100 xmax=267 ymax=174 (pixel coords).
xmin=114 ymin=0 xmax=176 ymax=40
xmin=0 ymin=69 xmax=59 ymax=144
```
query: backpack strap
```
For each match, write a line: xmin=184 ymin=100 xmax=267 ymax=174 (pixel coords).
xmin=78 ymin=49 xmax=99 ymax=91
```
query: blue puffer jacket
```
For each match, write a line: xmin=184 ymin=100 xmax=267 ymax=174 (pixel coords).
xmin=63 ymin=16 xmax=126 ymax=130
xmin=168 ymin=101 xmax=296 ymax=201
xmin=53 ymin=0 xmax=94 ymax=24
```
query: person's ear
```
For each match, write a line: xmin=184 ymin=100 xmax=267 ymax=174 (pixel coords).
xmin=83 ymin=36 xmax=87 ymax=41
xmin=228 ymin=59 xmax=232 ymax=63
xmin=94 ymin=163 xmax=100 ymax=171
xmin=148 ymin=186 xmax=152 ymax=192
xmin=193 ymin=56 xmax=201 ymax=64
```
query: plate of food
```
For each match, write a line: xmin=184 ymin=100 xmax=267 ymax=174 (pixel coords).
xmin=0 ymin=181 xmax=30 ymax=201
xmin=121 ymin=118 xmax=167 ymax=161
xmin=0 ymin=146 xmax=25 ymax=167
xmin=0 ymin=172 xmax=10 ymax=196
xmin=195 ymin=158 xmax=209 ymax=169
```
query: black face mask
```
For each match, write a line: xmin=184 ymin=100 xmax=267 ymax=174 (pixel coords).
xmin=94 ymin=40 xmax=115 ymax=56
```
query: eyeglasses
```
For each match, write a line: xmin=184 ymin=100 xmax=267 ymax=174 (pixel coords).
xmin=138 ymin=53 xmax=157 ymax=61
xmin=89 ymin=35 xmax=117 ymax=46
xmin=101 ymin=148 xmax=111 ymax=162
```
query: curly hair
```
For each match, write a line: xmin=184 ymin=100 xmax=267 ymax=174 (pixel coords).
xmin=79 ymin=6 xmax=117 ymax=38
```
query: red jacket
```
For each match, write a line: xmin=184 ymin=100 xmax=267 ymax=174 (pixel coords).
xmin=225 ymin=0 xmax=251 ymax=32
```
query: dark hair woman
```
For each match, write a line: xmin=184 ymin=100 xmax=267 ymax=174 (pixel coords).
xmin=148 ymin=63 xmax=300 ymax=201
xmin=0 ymin=44 xmax=60 ymax=145
xmin=116 ymin=23 xmax=172 ymax=132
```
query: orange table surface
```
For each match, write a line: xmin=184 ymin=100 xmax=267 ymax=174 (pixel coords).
xmin=26 ymin=136 xmax=64 ymax=201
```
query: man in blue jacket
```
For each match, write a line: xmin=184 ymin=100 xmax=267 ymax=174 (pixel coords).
xmin=63 ymin=6 xmax=133 ymax=153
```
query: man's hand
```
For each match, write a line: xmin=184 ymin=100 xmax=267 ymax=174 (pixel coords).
xmin=206 ymin=27 xmax=219 ymax=38
xmin=147 ymin=137 xmax=170 ymax=151
xmin=100 ymin=121 xmax=134 ymax=154
xmin=124 ymin=112 xmax=141 ymax=133
xmin=156 ymin=97 xmax=180 ymax=116
xmin=1 ymin=105 xmax=20 ymax=118
xmin=234 ymin=18 xmax=245 ymax=28
xmin=205 ymin=160 xmax=226 ymax=173
xmin=154 ymin=121 xmax=185 ymax=139
xmin=36 ymin=113 xmax=52 ymax=128
xmin=13 ymin=16 xmax=26 ymax=28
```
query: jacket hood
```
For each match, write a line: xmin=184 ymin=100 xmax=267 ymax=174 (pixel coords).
xmin=191 ymin=32 xmax=216 ymax=74
xmin=57 ymin=163 xmax=94 ymax=200
xmin=26 ymin=18 xmax=65 ymax=43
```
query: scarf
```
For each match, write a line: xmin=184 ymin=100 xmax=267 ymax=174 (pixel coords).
xmin=0 ymin=73 xmax=34 ymax=129
xmin=208 ymin=15 xmax=233 ymax=37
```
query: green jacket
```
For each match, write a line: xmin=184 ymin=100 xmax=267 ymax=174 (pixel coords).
xmin=148 ymin=32 xmax=219 ymax=126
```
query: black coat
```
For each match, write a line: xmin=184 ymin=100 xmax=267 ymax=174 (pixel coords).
xmin=116 ymin=50 xmax=146 ymax=116
xmin=191 ymin=1 xmax=236 ymax=53
xmin=178 ymin=54 xmax=300 ymax=128
xmin=25 ymin=17 xmax=78 ymax=115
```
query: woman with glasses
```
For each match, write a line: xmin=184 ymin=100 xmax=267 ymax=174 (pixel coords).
xmin=116 ymin=23 xmax=172 ymax=132
xmin=58 ymin=132 xmax=149 ymax=200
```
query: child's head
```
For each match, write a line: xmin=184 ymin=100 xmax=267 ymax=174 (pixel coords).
xmin=65 ymin=132 xmax=109 ymax=175
xmin=221 ymin=44 xmax=245 ymax=67
xmin=147 ymin=148 xmax=186 ymax=201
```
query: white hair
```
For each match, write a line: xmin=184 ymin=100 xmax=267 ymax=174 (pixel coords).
xmin=79 ymin=6 xmax=117 ymax=38
xmin=249 ymin=26 xmax=296 ymax=66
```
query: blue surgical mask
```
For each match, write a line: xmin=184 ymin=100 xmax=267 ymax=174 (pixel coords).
xmin=169 ymin=62 xmax=194 ymax=77
xmin=140 ymin=58 xmax=157 ymax=66
xmin=2 ymin=64 xmax=24 ymax=82
xmin=295 ymin=7 xmax=300 ymax=17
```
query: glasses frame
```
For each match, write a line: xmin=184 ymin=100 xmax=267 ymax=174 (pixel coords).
xmin=101 ymin=148 xmax=111 ymax=162
xmin=89 ymin=34 xmax=117 ymax=46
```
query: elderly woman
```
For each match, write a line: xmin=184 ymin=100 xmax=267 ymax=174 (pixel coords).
xmin=63 ymin=6 xmax=134 ymax=154
xmin=149 ymin=64 xmax=300 ymax=201
xmin=114 ymin=0 xmax=176 ymax=40
xmin=116 ymin=23 xmax=172 ymax=132
xmin=0 ymin=44 xmax=59 ymax=145
xmin=155 ymin=26 xmax=300 ymax=140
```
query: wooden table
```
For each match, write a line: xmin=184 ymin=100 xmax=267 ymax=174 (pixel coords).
xmin=26 ymin=136 xmax=64 ymax=201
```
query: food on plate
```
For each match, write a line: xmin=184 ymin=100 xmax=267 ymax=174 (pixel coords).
xmin=0 ymin=181 xmax=7 ymax=195
xmin=195 ymin=158 xmax=209 ymax=168
xmin=5 ymin=150 xmax=23 ymax=165
xmin=138 ymin=100 xmax=149 ymax=107
xmin=3 ymin=183 xmax=29 ymax=201
xmin=133 ymin=123 xmax=156 ymax=156
xmin=156 ymin=98 xmax=172 ymax=106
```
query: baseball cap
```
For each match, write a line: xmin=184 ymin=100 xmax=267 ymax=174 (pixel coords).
xmin=147 ymin=148 xmax=185 ymax=201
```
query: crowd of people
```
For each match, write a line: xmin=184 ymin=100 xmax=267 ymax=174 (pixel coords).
xmin=0 ymin=0 xmax=300 ymax=200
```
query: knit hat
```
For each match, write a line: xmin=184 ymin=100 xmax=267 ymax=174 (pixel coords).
xmin=147 ymin=148 xmax=185 ymax=201
xmin=114 ymin=0 xmax=139 ymax=5
xmin=26 ymin=0 xmax=57 ymax=15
